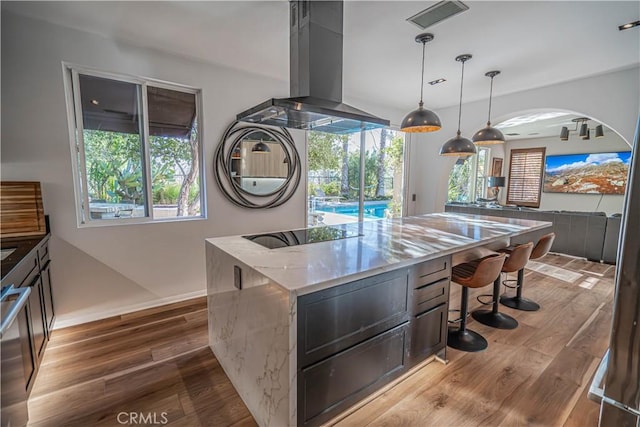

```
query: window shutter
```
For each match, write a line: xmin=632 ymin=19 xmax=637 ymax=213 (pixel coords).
xmin=506 ymin=147 xmax=546 ymax=207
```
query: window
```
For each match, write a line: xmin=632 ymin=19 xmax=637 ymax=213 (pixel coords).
xmin=506 ymin=147 xmax=546 ymax=207
xmin=306 ymin=128 xmax=406 ymax=226
xmin=65 ymin=67 xmax=203 ymax=225
xmin=447 ymin=147 xmax=490 ymax=203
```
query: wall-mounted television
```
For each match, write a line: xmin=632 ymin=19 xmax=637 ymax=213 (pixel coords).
xmin=544 ymin=151 xmax=631 ymax=194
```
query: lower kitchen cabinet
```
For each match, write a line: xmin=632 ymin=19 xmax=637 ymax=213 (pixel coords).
xmin=296 ymin=256 xmax=451 ymax=426
xmin=26 ymin=269 xmax=47 ymax=361
xmin=1 ymin=234 xmax=55 ymax=395
xmin=40 ymin=260 xmax=55 ymax=333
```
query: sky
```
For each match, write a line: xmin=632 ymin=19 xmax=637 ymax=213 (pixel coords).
xmin=545 ymin=151 xmax=632 ymax=174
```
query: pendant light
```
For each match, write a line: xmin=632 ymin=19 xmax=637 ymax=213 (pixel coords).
xmin=472 ymin=70 xmax=505 ymax=145
xmin=400 ymin=33 xmax=442 ymax=133
xmin=595 ymin=124 xmax=604 ymax=138
xmin=440 ymin=54 xmax=477 ymax=157
xmin=251 ymin=141 xmax=271 ymax=153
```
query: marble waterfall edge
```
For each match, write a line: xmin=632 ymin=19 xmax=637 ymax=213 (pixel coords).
xmin=207 ymin=244 xmax=295 ymax=426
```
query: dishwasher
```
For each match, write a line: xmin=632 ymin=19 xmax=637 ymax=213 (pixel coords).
xmin=1 ymin=284 xmax=32 ymax=427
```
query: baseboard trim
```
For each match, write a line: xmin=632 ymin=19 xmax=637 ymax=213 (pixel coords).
xmin=52 ymin=289 xmax=207 ymax=330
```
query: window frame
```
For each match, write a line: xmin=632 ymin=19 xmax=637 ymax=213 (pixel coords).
xmin=506 ymin=147 xmax=546 ymax=208
xmin=62 ymin=63 xmax=206 ymax=227
xmin=446 ymin=146 xmax=490 ymax=203
xmin=305 ymin=126 xmax=408 ymax=226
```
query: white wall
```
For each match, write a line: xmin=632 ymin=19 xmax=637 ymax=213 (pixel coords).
xmin=407 ymin=66 xmax=640 ymax=215
xmin=503 ymin=134 xmax=630 ymax=215
xmin=1 ymin=12 xmax=310 ymax=326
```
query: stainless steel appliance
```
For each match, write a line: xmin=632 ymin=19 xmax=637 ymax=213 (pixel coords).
xmin=1 ymin=284 xmax=32 ymax=427
xmin=589 ymin=115 xmax=640 ymax=426
xmin=236 ymin=1 xmax=390 ymax=134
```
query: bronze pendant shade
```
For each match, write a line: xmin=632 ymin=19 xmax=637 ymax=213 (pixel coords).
xmin=472 ymin=70 xmax=505 ymax=145
xmin=440 ymin=54 xmax=477 ymax=157
xmin=401 ymin=33 xmax=442 ymax=133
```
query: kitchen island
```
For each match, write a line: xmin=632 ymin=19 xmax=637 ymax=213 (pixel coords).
xmin=206 ymin=213 xmax=552 ymax=426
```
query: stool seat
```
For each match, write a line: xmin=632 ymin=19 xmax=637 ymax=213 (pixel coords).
xmin=472 ymin=242 xmax=533 ymax=329
xmin=448 ymin=253 xmax=506 ymax=353
xmin=501 ymin=233 xmax=556 ymax=311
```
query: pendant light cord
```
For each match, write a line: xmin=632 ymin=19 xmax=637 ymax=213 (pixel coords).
xmin=487 ymin=76 xmax=494 ymax=125
xmin=419 ymin=41 xmax=426 ymax=105
xmin=457 ymin=60 xmax=465 ymax=133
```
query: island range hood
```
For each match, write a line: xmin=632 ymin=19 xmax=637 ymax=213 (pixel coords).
xmin=237 ymin=0 xmax=390 ymax=134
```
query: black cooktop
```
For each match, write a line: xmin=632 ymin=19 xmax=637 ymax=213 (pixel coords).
xmin=243 ymin=224 xmax=361 ymax=249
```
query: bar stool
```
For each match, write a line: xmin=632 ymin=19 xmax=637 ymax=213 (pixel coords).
xmin=500 ymin=232 xmax=556 ymax=311
xmin=447 ymin=253 xmax=507 ymax=352
xmin=472 ymin=242 xmax=534 ymax=329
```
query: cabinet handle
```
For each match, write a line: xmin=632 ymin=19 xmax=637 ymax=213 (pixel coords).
xmin=0 ymin=286 xmax=31 ymax=339
xmin=29 ymin=273 xmax=41 ymax=287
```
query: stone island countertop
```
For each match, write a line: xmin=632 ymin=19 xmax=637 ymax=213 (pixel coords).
xmin=205 ymin=212 xmax=552 ymax=297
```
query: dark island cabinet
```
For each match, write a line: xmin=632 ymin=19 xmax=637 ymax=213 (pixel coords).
xmin=296 ymin=256 xmax=451 ymax=426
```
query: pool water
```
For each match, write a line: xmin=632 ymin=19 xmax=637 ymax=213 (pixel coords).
xmin=316 ymin=200 xmax=390 ymax=219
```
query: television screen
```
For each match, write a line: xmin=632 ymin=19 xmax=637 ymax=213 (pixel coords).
xmin=544 ymin=151 xmax=631 ymax=194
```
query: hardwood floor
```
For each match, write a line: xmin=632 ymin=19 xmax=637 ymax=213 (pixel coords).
xmin=29 ymin=253 xmax=613 ymax=426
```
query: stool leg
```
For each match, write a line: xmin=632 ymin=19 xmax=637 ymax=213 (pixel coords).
xmin=447 ymin=287 xmax=488 ymax=352
xmin=472 ymin=276 xmax=519 ymax=329
xmin=500 ymin=268 xmax=541 ymax=311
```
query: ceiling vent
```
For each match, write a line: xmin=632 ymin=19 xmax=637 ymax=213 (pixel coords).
xmin=407 ymin=1 xmax=469 ymax=30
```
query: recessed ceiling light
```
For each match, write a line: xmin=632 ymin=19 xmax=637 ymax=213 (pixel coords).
xmin=619 ymin=20 xmax=640 ymax=31
xmin=91 ymin=99 xmax=99 ymax=105
xmin=428 ymin=78 xmax=446 ymax=85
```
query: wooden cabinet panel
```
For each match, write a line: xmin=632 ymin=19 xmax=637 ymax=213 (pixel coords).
xmin=409 ymin=304 xmax=447 ymax=364
xmin=297 ymin=269 xmax=410 ymax=367
xmin=298 ymin=324 xmax=408 ymax=426
xmin=40 ymin=262 xmax=55 ymax=334
xmin=414 ymin=278 xmax=449 ymax=315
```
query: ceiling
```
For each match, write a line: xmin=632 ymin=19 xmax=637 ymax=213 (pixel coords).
xmin=494 ymin=112 xmax=615 ymax=141
xmin=3 ymin=1 xmax=639 ymax=114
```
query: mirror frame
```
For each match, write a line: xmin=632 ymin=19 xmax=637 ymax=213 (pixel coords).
xmin=214 ymin=121 xmax=301 ymax=209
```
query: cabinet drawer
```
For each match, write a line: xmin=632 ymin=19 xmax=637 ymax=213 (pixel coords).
xmin=298 ymin=323 xmax=408 ymax=427
xmin=414 ymin=277 xmax=449 ymax=315
xmin=298 ymin=269 xmax=410 ymax=367
xmin=3 ymin=252 xmax=38 ymax=289
xmin=413 ymin=256 xmax=450 ymax=288
xmin=409 ymin=304 xmax=447 ymax=364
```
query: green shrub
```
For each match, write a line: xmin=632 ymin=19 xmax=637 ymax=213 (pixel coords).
xmin=320 ymin=181 xmax=341 ymax=196
xmin=154 ymin=183 xmax=181 ymax=204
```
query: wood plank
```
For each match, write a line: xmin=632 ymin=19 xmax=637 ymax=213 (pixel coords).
xmin=564 ymin=388 xmax=601 ymax=427
xmin=0 ymin=181 xmax=47 ymax=237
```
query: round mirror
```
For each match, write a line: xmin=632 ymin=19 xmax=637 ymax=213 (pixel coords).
xmin=230 ymin=130 xmax=290 ymax=196
xmin=215 ymin=121 xmax=301 ymax=209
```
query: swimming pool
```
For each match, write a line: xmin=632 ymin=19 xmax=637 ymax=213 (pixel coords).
xmin=315 ymin=200 xmax=390 ymax=219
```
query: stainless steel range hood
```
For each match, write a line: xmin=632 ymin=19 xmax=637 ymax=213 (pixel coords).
xmin=237 ymin=1 xmax=390 ymax=134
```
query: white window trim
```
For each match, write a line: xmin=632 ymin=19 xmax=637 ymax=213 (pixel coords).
xmin=62 ymin=62 xmax=206 ymax=227
xmin=447 ymin=146 xmax=490 ymax=203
